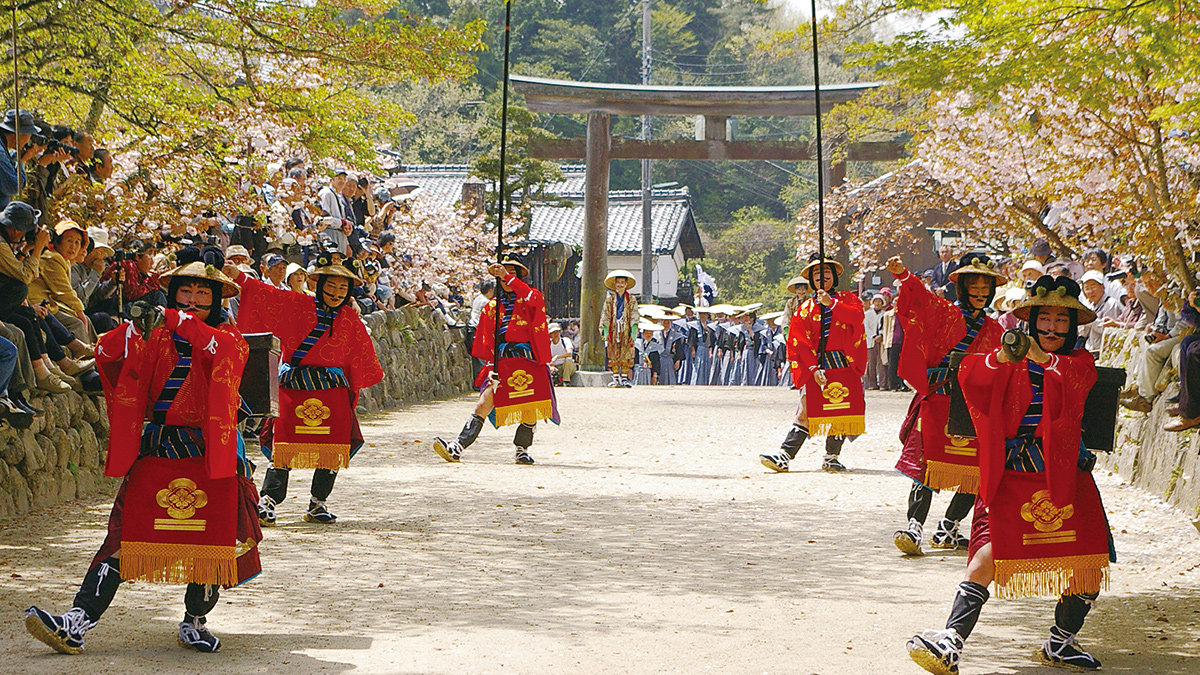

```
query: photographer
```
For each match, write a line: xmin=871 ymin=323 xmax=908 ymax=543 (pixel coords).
xmin=98 ymin=241 xmax=164 ymax=316
xmin=229 ymin=214 xmax=268 ymax=264
xmin=0 ymin=110 xmax=46 ymax=210
xmin=0 ymin=201 xmax=79 ymax=394
xmin=27 ymin=219 xmax=97 ymax=346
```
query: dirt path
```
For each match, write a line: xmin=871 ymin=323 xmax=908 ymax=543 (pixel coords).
xmin=1 ymin=387 xmax=1198 ymax=674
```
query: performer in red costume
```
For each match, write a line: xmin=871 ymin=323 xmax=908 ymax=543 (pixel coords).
xmin=760 ymin=253 xmax=865 ymax=473
xmin=887 ymin=253 xmax=1006 ymax=557
xmin=907 ymin=275 xmax=1112 ymax=674
xmin=25 ymin=246 xmax=257 ymax=654
xmin=433 ymin=259 xmax=557 ymax=465
xmin=231 ymin=254 xmax=383 ymax=525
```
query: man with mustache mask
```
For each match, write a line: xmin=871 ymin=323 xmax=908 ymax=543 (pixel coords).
xmin=26 ymin=246 xmax=259 ymax=654
xmin=886 ymin=253 xmax=1006 ymax=557
xmin=907 ymin=275 xmax=1112 ymax=674
xmin=228 ymin=253 xmax=383 ymax=525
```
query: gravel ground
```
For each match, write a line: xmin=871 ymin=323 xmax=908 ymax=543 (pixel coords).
xmin=1 ymin=386 xmax=1198 ymax=674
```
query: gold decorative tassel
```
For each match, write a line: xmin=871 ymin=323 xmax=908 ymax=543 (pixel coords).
xmin=273 ymin=443 xmax=351 ymax=470
xmin=494 ymin=401 xmax=555 ymax=428
xmin=993 ymin=555 xmax=1110 ymax=599
xmin=120 ymin=542 xmax=239 ymax=586
xmin=807 ymin=416 xmax=865 ymax=438
xmin=925 ymin=461 xmax=981 ymax=494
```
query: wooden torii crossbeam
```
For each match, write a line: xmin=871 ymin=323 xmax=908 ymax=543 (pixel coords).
xmin=511 ymin=74 xmax=905 ymax=372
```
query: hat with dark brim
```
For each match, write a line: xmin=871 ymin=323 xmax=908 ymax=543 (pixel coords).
xmin=158 ymin=261 xmax=240 ymax=299
xmin=605 ymin=269 xmax=637 ymax=291
xmin=0 ymin=201 xmax=40 ymax=232
xmin=948 ymin=252 xmax=1008 ymax=285
xmin=1012 ymin=275 xmax=1096 ymax=325
xmin=0 ymin=109 xmax=38 ymax=135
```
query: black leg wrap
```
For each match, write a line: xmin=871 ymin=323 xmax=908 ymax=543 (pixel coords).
xmin=780 ymin=424 xmax=809 ymax=460
xmin=514 ymin=422 xmax=535 ymax=449
xmin=825 ymin=435 xmax=845 ymax=456
xmin=184 ymin=583 xmax=220 ymax=618
xmin=261 ymin=466 xmax=290 ymax=503
xmin=908 ymin=482 xmax=934 ymax=524
xmin=1055 ymin=592 xmax=1098 ymax=635
xmin=311 ymin=469 xmax=338 ymax=502
xmin=945 ymin=490 xmax=976 ymax=522
xmin=946 ymin=580 xmax=990 ymax=640
xmin=457 ymin=414 xmax=485 ymax=449
xmin=72 ymin=557 xmax=122 ymax=622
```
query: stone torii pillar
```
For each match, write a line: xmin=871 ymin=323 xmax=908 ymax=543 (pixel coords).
xmin=579 ymin=112 xmax=610 ymax=371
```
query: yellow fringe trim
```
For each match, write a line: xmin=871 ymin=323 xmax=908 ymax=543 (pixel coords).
xmin=993 ymin=554 xmax=1110 ymax=599
xmin=925 ymin=461 xmax=981 ymax=494
xmin=120 ymin=541 xmax=239 ymax=586
xmin=807 ymin=415 xmax=865 ymax=438
xmin=273 ymin=442 xmax=350 ymax=470
xmin=494 ymin=401 xmax=555 ymax=428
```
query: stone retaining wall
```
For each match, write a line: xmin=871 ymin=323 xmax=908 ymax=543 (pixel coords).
xmin=1099 ymin=328 xmax=1200 ymax=527
xmin=0 ymin=306 xmax=472 ymax=519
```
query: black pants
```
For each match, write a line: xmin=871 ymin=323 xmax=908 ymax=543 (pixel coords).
xmin=38 ymin=312 xmax=74 ymax=361
xmin=1179 ymin=334 xmax=1200 ymax=418
xmin=886 ymin=344 xmax=903 ymax=390
xmin=0 ymin=306 xmax=46 ymax=360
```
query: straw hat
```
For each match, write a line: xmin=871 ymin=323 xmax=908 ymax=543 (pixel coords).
xmin=605 ymin=269 xmax=637 ymax=291
xmin=158 ymin=262 xmax=241 ymax=299
xmin=800 ymin=253 xmax=844 ymax=279
xmin=1012 ymin=275 xmax=1096 ymax=325
xmin=948 ymin=252 xmax=1008 ymax=285
xmin=707 ymin=303 xmax=737 ymax=315
xmin=759 ymin=310 xmax=785 ymax=322
xmin=638 ymin=320 xmax=664 ymax=332
xmin=548 ymin=322 xmax=562 ymax=332
xmin=496 ymin=257 xmax=530 ymax=279
xmin=786 ymin=275 xmax=811 ymax=293
xmin=311 ymin=251 xmax=363 ymax=284
xmin=740 ymin=301 xmax=764 ymax=314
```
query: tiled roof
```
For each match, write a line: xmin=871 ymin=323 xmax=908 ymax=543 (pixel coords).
xmin=526 ymin=193 xmax=694 ymax=256
xmin=402 ymin=164 xmax=586 ymax=209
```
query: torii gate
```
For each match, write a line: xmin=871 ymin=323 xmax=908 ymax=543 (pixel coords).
xmin=510 ymin=75 xmax=906 ymax=372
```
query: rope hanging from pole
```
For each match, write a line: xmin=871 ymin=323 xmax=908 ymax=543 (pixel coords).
xmin=493 ymin=0 xmax=513 ymax=371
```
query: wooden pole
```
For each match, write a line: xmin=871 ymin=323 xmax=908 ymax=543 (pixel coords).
xmin=493 ymin=0 xmax=513 ymax=368
xmin=579 ymin=111 xmax=611 ymax=371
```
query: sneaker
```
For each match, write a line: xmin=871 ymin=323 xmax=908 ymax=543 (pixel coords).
xmin=759 ymin=453 xmax=789 ymax=473
xmin=303 ymin=500 xmax=337 ymax=523
xmin=432 ymin=437 xmax=462 ymax=463
xmin=25 ymin=606 xmax=94 ymax=655
xmin=607 ymin=377 xmax=621 ymax=388
xmin=11 ymin=392 xmax=40 ymax=415
xmin=907 ymin=628 xmax=963 ymax=675
xmin=893 ymin=519 xmax=924 ymax=556
xmin=930 ymin=519 xmax=968 ymax=550
xmin=514 ymin=447 xmax=535 ymax=465
xmin=177 ymin=614 xmax=221 ymax=653
xmin=820 ymin=454 xmax=847 ymax=472
xmin=1037 ymin=626 xmax=1101 ymax=670
xmin=257 ymin=494 xmax=276 ymax=527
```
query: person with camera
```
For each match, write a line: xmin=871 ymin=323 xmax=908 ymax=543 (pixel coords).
xmin=885 ymin=253 xmax=1006 ymax=558
xmin=1119 ymin=274 xmax=1182 ymax=413
xmin=0 ymin=201 xmax=88 ymax=394
xmin=99 ymin=241 xmax=165 ymax=317
xmin=25 ymin=246 xmax=260 ymax=655
xmin=0 ymin=110 xmax=48 ymax=209
xmin=229 ymin=253 xmax=382 ymax=525
xmin=28 ymin=219 xmax=98 ymax=345
xmin=906 ymin=275 xmax=1111 ymax=674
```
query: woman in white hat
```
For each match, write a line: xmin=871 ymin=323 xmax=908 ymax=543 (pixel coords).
xmin=600 ymin=270 xmax=639 ymax=387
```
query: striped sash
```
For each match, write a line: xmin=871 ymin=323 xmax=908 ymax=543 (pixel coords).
xmin=289 ymin=307 xmax=334 ymax=368
xmin=1006 ymin=362 xmax=1046 ymax=472
xmin=497 ymin=291 xmax=516 ymax=342
xmin=152 ymin=335 xmax=192 ymax=425
xmin=819 ymin=351 xmax=849 ymax=369
xmin=928 ymin=308 xmax=986 ymax=395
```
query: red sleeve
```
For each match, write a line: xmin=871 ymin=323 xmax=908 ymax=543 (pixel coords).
xmin=528 ymin=289 xmax=552 ymax=364
xmin=896 ymin=271 xmax=965 ymax=394
xmin=787 ymin=300 xmax=819 ymax=387
xmin=473 ymin=299 xmax=496 ymax=362
xmin=959 ymin=350 xmax=1021 ymax=505
xmin=337 ymin=309 xmax=384 ymax=393
xmin=831 ymin=292 xmax=867 ymax=375
xmin=235 ymin=271 xmax=312 ymax=339
xmin=1042 ymin=350 xmax=1097 ymax=507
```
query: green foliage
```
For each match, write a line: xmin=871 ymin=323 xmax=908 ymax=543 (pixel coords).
xmin=687 ymin=206 xmax=801 ymax=309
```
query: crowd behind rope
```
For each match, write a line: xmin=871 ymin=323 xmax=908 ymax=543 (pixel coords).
xmin=0 ymin=110 xmax=492 ymax=430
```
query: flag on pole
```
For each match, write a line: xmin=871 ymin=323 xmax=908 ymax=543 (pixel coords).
xmin=695 ymin=264 xmax=718 ymax=304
